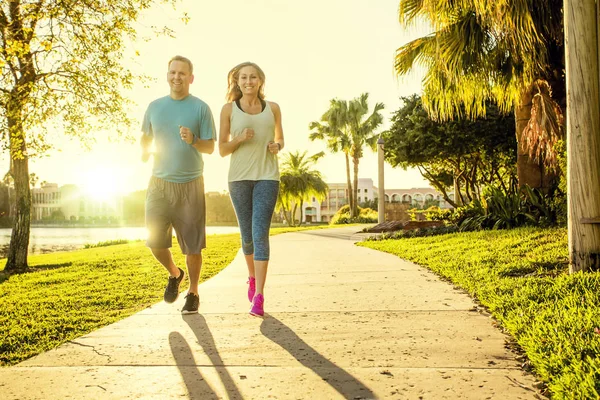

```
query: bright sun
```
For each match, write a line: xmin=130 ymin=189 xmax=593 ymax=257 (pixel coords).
xmin=82 ymin=168 xmax=119 ymax=200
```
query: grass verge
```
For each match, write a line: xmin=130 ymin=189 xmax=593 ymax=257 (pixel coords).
xmin=0 ymin=223 xmax=360 ymax=366
xmin=0 ymin=233 xmax=240 ymax=366
xmin=358 ymin=227 xmax=600 ymax=399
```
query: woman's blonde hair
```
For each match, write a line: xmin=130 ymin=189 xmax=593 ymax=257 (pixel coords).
xmin=226 ymin=62 xmax=266 ymax=102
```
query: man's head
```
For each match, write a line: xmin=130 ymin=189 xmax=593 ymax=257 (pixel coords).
xmin=167 ymin=56 xmax=194 ymax=99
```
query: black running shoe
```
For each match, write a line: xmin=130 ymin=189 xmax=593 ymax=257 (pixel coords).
xmin=164 ymin=267 xmax=185 ymax=304
xmin=182 ymin=293 xmax=199 ymax=314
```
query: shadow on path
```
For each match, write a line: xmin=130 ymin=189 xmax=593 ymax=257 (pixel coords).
xmin=261 ymin=315 xmax=376 ymax=400
xmin=183 ymin=314 xmax=243 ymax=400
xmin=169 ymin=331 xmax=218 ymax=399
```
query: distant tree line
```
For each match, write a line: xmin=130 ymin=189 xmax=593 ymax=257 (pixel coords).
xmin=122 ymin=190 xmax=238 ymax=226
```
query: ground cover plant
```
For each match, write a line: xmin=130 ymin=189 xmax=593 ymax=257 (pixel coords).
xmin=359 ymin=227 xmax=600 ymax=399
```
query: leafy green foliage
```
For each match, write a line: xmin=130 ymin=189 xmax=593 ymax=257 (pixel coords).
xmin=366 ymin=225 xmax=459 ymax=240
xmin=330 ymin=205 xmax=377 ymax=225
xmin=394 ymin=0 xmax=565 ymax=169
xmin=0 ymin=0 xmax=180 ymax=270
xmin=359 ymin=228 xmax=599 ymax=399
xmin=309 ymin=93 xmax=384 ymax=217
xmin=447 ymin=185 xmax=564 ymax=231
xmin=83 ymin=239 xmax=133 ymax=248
xmin=278 ymin=151 xmax=328 ymax=227
xmin=383 ymin=95 xmax=517 ymax=206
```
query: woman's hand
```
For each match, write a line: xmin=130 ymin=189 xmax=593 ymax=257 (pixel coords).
xmin=267 ymin=141 xmax=280 ymax=155
xmin=238 ymin=128 xmax=255 ymax=143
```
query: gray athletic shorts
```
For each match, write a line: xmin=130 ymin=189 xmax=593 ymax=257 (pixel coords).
xmin=145 ymin=176 xmax=206 ymax=254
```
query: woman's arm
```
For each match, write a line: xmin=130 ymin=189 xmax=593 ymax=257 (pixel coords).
xmin=267 ymin=102 xmax=285 ymax=154
xmin=219 ymin=103 xmax=254 ymax=157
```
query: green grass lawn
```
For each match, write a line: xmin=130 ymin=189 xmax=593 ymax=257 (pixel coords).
xmin=0 ymin=223 xmax=358 ymax=366
xmin=359 ymin=227 xmax=600 ymax=399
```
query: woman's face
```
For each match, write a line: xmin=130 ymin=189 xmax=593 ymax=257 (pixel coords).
xmin=237 ymin=66 xmax=262 ymax=96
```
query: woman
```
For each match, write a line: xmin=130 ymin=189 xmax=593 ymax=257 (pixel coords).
xmin=218 ymin=62 xmax=284 ymax=317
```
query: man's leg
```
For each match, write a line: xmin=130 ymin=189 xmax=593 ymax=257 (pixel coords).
xmin=186 ymin=253 xmax=202 ymax=294
xmin=146 ymin=177 xmax=183 ymax=303
xmin=173 ymin=177 xmax=206 ymax=314
xmin=150 ymin=248 xmax=180 ymax=277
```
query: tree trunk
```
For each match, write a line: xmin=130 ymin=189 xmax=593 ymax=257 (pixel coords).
xmin=453 ymin=171 xmax=463 ymax=206
xmin=280 ymin=202 xmax=292 ymax=227
xmin=299 ymin=200 xmax=304 ymax=225
xmin=419 ymin=166 xmax=458 ymax=208
xmin=5 ymin=103 xmax=31 ymax=271
xmin=291 ymin=203 xmax=298 ymax=227
xmin=352 ymin=155 xmax=359 ymax=218
xmin=344 ymin=152 xmax=354 ymax=218
xmin=515 ymin=90 xmax=544 ymax=189
xmin=565 ymin=0 xmax=600 ymax=272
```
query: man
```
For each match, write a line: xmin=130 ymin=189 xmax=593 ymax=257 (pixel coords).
xmin=141 ymin=55 xmax=215 ymax=314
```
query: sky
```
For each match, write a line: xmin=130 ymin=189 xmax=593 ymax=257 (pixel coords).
xmin=10 ymin=0 xmax=432 ymax=197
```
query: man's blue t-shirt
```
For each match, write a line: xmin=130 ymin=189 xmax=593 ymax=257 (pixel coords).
xmin=142 ymin=95 xmax=216 ymax=183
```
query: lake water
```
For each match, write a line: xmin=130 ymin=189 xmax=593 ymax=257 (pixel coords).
xmin=0 ymin=226 xmax=240 ymax=256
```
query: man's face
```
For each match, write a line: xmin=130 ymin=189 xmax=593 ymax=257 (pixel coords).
xmin=167 ymin=60 xmax=194 ymax=96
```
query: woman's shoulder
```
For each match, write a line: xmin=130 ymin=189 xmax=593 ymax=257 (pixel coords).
xmin=267 ymin=101 xmax=280 ymax=112
xmin=220 ymin=102 xmax=234 ymax=114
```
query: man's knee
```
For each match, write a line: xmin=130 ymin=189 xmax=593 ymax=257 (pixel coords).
xmin=150 ymin=247 xmax=170 ymax=256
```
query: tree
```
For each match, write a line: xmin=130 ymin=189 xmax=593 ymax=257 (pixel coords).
xmin=205 ymin=192 xmax=237 ymax=224
xmin=277 ymin=151 xmax=328 ymax=227
xmin=347 ymin=93 xmax=385 ymax=218
xmin=28 ymin=173 xmax=38 ymax=188
xmin=383 ymin=95 xmax=517 ymax=207
xmin=310 ymin=93 xmax=384 ymax=218
xmin=309 ymin=99 xmax=354 ymax=217
xmin=0 ymin=0 xmax=178 ymax=271
xmin=394 ymin=0 xmax=564 ymax=190
xmin=564 ymin=0 xmax=600 ymax=273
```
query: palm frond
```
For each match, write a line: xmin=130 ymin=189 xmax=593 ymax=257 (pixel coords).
xmin=521 ymin=79 xmax=564 ymax=168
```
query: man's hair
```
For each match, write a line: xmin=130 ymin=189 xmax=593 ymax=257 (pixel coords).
xmin=168 ymin=55 xmax=193 ymax=74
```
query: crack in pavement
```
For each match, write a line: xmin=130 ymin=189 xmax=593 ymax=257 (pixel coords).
xmin=69 ymin=341 xmax=113 ymax=363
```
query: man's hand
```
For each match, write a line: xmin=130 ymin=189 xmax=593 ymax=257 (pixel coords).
xmin=141 ymin=151 xmax=150 ymax=163
xmin=180 ymin=125 xmax=195 ymax=145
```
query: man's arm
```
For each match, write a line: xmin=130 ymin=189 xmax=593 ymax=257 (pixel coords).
xmin=141 ymin=134 xmax=153 ymax=162
xmin=191 ymin=138 xmax=215 ymax=154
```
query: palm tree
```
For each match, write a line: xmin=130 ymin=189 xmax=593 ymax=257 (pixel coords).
xmin=310 ymin=93 xmax=384 ymax=218
xmin=309 ymin=99 xmax=354 ymax=217
xmin=277 ymin=151 xmax=328 ymax=227
xmin=347 ymin=93 xmax=385 ymax=217
xmin=394 ymin=0 xmax=564 ymax=190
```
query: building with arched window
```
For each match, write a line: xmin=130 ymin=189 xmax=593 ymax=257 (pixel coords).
xmin=301 ymin=178 xmax=453 ymax=223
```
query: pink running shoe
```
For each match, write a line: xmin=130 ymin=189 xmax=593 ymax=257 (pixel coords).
xmin=249 ymin=293 xmax=264 ymax=317
xmin=247 ymin=277 xmax=256 ymax=302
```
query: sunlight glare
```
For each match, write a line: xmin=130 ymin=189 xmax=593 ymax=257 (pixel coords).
xmin=82 ymin=168 xmax=120 ymax=200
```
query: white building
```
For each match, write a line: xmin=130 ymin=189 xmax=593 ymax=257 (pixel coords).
xmin=31 ymin=183 xmax=124 ymax=222
xmin=301 ymin=178 xmax=454 ymax=223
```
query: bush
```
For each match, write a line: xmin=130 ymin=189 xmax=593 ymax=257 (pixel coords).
xmin=330 ymin=205 xmax=378 ymax=225
xmin=365 ymin=225 xmax=459 ymax=240
xmin=84 ymin=239 xmax=132 ymax=248
xmin=442 ymin=185 xmax=565 ymax=231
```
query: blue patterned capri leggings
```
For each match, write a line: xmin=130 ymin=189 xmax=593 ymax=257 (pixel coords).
xmin=229 ymin=180 xmax=280 ymax=261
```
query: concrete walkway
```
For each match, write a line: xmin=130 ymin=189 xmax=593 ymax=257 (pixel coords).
xmin=1 ymin=226 xmax=540 ymax=399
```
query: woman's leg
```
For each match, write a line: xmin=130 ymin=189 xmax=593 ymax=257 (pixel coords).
xmin=251 ymin=180 xmax=280 ymax=296
xmin=229 ymin=181 xmax=255 ymax=279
